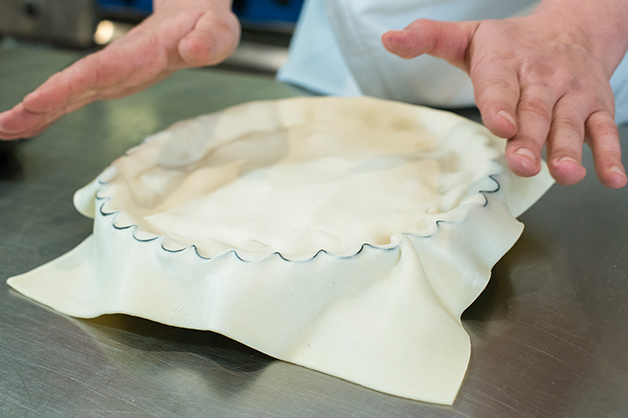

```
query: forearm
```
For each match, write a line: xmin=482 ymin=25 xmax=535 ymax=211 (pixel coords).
xmin=154 ymin=0 xmax=234 ymax=14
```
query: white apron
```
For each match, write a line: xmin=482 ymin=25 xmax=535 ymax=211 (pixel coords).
xmin=278 ymin=0 xmax=628 ymax=124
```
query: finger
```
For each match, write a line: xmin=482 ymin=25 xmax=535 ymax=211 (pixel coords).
xmin=0 ymin=121 xmax=50 ymax=140
xmin=179 ymin=11 xmax=240 ymax=67
xmin=0 ymin=92 xmax=93 ymax=140
xmin=544 ymin=95 xmax=588 ymax=185
xmin=0 ymin=103 xmax=42 ymax=138
xmin=471 ymin=60 xmax=520 ymax=139
xmin=505 ymin=84 xmax=555 ymax=177
xmin=382 ymin=19 xmax=478 ymax=70
xmin=586 ymin=111 xmax=627 ymax=188
xmin=0 ymin=104 xmax=46 ymax=139
xmin=22 ymin=54 xmax=105 ymax=114
xmin=24 ymin=26 xmax=173 ymax=112
xmin=3 ymin=123 xmax=52 ymax=141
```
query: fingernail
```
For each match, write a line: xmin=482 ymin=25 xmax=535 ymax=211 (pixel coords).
xmin=607 ymin=166 xmax=627 ymax=188
xmin=514 ymin=148 xmax=536 ymax=171
xmin=497 ymin=110 xmax=517 ymax=130
xmin=557 ymin=157 xmax=579 ymax=165
xmin=515 ymin=147 xmax=536 ymax=161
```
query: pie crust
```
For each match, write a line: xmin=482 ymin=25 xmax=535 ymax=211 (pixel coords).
xmin=7 ymin=97 xmax=553 ymax=404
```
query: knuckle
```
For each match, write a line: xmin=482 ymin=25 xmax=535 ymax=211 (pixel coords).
xmin=586 ymin=112 xmax=616 ymax=133
xmin=552 ymin=115 xmax=583 ymax=135
xmin=473 ymin=78 xmax=519 ymax=114
xmin=475 ymin=79 xmax=518 ymax=104
xmin=585 ymin=111 xmax=618 ymax=147
xmin=517 ymin=98 xmax=552 ymax=120
xmin=476 ymin=76 xmax=518 ymax=92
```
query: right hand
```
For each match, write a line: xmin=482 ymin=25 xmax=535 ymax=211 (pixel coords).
xmin=0 ymin=0 xmax=240 ymax=140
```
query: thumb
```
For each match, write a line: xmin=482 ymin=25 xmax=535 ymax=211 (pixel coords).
xmin=382 ymin=19 xmax=478 ymax=71
xmin=179 ymin=11 xmax=240 ymax=67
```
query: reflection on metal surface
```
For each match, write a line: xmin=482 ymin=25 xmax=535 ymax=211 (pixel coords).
xmin=0 ymin=0 xmax=97 ymax=47
xmin=101 ymin=95 xmax=161 ymax=152
xmin=224 ymin=41 xmax=289 ymax=74
xmin=3 ymin=44 xmax=628 ymax=418
xmin=0 ymin=141 xmax=23 ymax=179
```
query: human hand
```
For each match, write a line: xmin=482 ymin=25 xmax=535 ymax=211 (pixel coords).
xmin=382 ymin=4 xmax=628 ymax=189
xmin=0 ymin=0 xmax=240 ymax=141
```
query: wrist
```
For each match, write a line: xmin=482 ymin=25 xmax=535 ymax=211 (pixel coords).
xmin=154 ymin=0 xmax=234 ymax=14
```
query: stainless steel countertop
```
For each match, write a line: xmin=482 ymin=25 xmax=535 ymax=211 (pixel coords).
xmin=1 ymin=43 xmax=627 ymax=418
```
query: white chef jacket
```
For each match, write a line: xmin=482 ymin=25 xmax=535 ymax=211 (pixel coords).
xmin=277 ymin=0 xmax=628 ymax=124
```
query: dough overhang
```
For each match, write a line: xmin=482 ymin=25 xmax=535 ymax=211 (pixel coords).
xmin=7 ymin=96 xmax=554 ymax=405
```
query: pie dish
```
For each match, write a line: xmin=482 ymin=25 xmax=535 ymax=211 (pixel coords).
xmin=7 ymin=96 xmax=554 ymax=404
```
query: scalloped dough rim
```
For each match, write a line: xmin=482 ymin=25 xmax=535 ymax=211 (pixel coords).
xmin=89 ymin=172 xmax=501 ymax=263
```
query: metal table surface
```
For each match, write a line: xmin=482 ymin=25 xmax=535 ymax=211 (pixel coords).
xmin=1 ymin=43 xmax=627 ymax=418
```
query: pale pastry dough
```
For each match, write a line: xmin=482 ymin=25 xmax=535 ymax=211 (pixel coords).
xmin=7 ymin=97 xmax=554 ymax=405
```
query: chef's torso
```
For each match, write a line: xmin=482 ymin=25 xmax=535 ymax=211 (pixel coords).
xmin=278 ymin=0 xmax=628 ymax=124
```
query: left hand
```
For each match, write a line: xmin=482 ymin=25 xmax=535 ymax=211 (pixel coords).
xmin=382 ymin=8 xmax=628 ymax=189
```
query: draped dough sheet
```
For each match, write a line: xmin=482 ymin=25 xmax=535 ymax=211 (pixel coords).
xmin=7 ymin=97 xmax=554 ymax=405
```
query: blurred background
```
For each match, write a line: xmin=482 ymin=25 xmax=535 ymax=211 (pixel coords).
xmin=0 ymin=0 xmax=304 ymax=74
